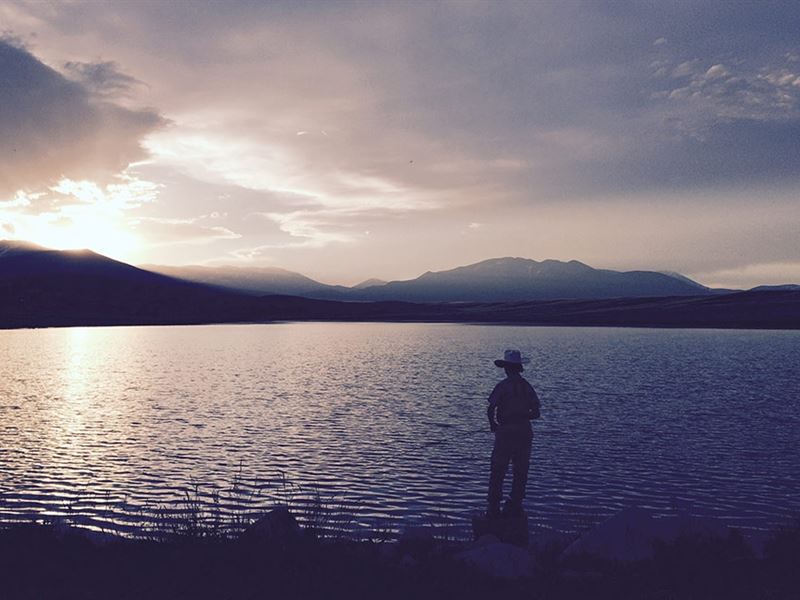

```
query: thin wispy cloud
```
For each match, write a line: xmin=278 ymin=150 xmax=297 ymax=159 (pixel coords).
xmin=132 ymin=215 xmax=241 ymax=247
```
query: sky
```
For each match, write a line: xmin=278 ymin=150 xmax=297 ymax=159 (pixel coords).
xmin=1 ymin=1 xmax=799 ymax=288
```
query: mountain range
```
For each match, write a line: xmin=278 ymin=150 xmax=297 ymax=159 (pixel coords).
xmin=2 ymin=240 xmax=798 ymax=330
xmin=148 ymin=257 xmax=723 ymax=302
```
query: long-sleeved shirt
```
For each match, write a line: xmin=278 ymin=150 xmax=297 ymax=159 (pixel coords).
xmin=487 ymin=373 xmax=540 ymax=429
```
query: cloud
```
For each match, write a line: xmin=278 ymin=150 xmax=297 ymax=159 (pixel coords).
xmin=0 ymin=191 xmax=36 ymax=210
xmin=0 ymin=39 xmax=166 ymax=198
xmin=671 ymin=59 xmax=701 ymax=78
xmin=132 ymin=216 xmax=241 ymax=247
xmin=51 ymin=177 xmax=160 ymax=209
xmin=704 ymin=64 xmax=729 ymax=80
xmin=654 ymin=57 xmax=800 ymax=128
xmin=225 ymin=204 xmax=421 ymax=262
xmin=63 ymin=59 xmax=144 ymax=97
xmin=1 ymin=177 xmax=159 ymax=218
xmin=245 ymin=209 xmax=365 ymax=252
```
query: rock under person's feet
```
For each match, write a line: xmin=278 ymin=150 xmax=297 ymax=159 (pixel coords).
xmin=502 ymin=501 xmax=524 ymax=518
xmin=485 ymin=506 xmax=502 ymax=519
xmin=473 ymin=511 xmax=529 ymax=547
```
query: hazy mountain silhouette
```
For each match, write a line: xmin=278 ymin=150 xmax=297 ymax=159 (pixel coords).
xmin=750 ymin=284 xmax=800 ymax=292
xmin=352 ymin=278 xmax=388 ymax=290
xmin=351 ymin=257 xmax=716 ymax=302
xmin=144 ymin=264 xmax=350 ymax=299
xmin=659 ymin=271 xmax=711 ymax=291
xmin=0 ymin=241 xmax=267 ymax=327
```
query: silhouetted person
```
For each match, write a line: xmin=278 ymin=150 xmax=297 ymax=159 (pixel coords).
xmin=486 ymin=349 xmax=540 ymax=518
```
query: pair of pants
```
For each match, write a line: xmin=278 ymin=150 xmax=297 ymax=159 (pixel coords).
xmin=488 ymin=425 xmax=533 ymax=510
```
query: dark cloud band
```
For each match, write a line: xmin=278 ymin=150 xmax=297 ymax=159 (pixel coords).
xmin=0 ymin=39 xmax=166 ymax=197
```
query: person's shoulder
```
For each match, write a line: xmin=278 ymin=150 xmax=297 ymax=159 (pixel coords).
xmin=488 ymin=379 xmax=506 ymax=402
xmin=497 ymin=376 xmax=517 ymax=389
xmin=491 ymin=379 xmax=508 ymax=392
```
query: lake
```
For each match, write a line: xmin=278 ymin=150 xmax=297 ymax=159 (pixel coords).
xmin=1 ymin=323 xmax=798 ymax=538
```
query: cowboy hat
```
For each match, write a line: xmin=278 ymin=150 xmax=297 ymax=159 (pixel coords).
xmin=494 ymin=349 xmax=531 ymax=368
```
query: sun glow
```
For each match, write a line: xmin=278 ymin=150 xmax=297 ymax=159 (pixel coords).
xmin=24 ymin=214 xmax=140 ymax=261
xmin=1 ymin=177 xmax=158 ymax=261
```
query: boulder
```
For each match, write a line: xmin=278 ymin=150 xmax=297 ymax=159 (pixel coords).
xmin=399 ymin=553 xmax=419 ymax=569
xmin=564 ymin=507 xmax=658 ymax=561
xmin=240 ymin=506 xmax=300 ymax=545
xmin=563 ymin=507 xmax=734 ymax=562
xmin=455 ymin=541 xmax=537 ymax=579
xmin=399 ymin=525 xmax=437 ymax=543
xmin=398 ymin=525 xmax=439 ymax=554
xmin=472 ymin=513 xmax=529 ymax=547
xmin=377 ymin=541 xmax=400 ymax=561
xmin=649 ymin=513 xmax=731 ymax=543
xmin=528 ymin=527 xmax=575 ymax=554
xmin=52 ymin=522 xmax=119 ymax=547
xmin=473 ymin=533 xmax=501 ymax=547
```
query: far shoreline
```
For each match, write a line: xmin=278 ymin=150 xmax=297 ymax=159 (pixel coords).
xmin=3 ymin=289 xmax=799 ymax=332
xmin=3 ymin=317 xmax=800 ymax=332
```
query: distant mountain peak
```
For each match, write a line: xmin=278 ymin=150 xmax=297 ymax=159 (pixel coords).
xmin=352 ymin=278 xmax=387 ymax=290
xmin=481 ymin=256 xmax=539 ymax=266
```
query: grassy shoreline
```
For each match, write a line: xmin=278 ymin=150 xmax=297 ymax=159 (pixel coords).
xmin=2 ymin=512 xmax=798 ymax=600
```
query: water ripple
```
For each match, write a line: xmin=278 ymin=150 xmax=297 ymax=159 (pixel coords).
xmin=1 ymin=323 xmax=799 ymax=536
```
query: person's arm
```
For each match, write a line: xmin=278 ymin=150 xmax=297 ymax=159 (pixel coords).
xmin=487 ymin=384 xmax=501 ymax=432
xmin=487 ymin=403 xmax=498 ymax=432
xmin=528 ymin=386 xmax=541 ymax=420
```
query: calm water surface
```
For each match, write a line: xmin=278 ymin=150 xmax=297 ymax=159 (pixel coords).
xmin=1 ymin=323 xmax=798 ymax=536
